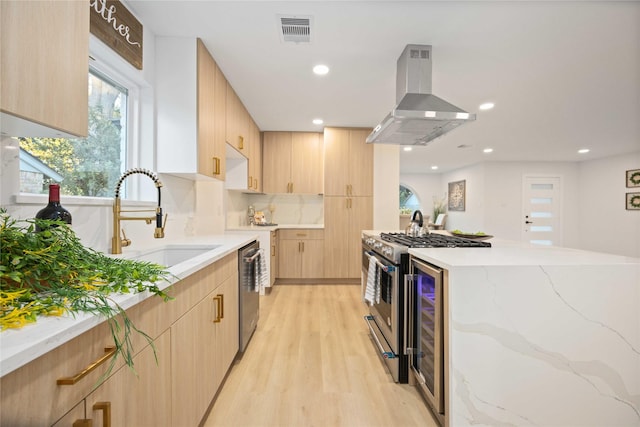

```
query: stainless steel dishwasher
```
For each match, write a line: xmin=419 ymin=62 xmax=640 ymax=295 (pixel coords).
xmin=238 ymin=240 xmax=260 ymax=352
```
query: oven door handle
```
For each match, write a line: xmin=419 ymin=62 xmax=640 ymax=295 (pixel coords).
xmin=243 ymin=248 xmax=261 ymax=263
xmin=365 ymin=251 xmax=396 ymax=273
xmin=364 ymin=315 xmax=396 ymax=359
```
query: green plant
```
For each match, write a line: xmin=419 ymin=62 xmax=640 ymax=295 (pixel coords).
xmin=432 ymin=194 xmax=447 ymax=219
xmin=0 ymin=211 xmax=174 ymax=374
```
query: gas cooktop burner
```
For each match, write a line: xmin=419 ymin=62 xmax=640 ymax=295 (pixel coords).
xmin=380 ymin=232 xmax=491 ymax=248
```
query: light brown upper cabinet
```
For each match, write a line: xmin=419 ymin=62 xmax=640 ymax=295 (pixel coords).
xmin=226 ymin=84 xmax=247 ymax=154
xmin=262 ymin=132 xmax=324 ymax=194
xmin=247 ymin=119 xmax=262 ymax=192
xmin=323 ymin=128 xmax=373 ymax=197
xmin=0 ymin=1 xmax=89 ymax=137
xmin=156 ymin=38 xmax=226 ymax=179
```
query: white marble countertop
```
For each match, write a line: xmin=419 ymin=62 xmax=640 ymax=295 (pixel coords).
xmin=409 ymin=239 xmax=639 ymax=268
xmin=367 ymin=231 xmax=640 ymax=425
xmin=0 ymin=233 xmax=257 ymax=378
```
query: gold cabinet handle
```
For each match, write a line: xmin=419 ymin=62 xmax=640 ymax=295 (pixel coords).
xmin=248 ymin=175 xmax=252 ymax=188
xmin=253 ymin=177 xmax=258 ymax=190
xmin=238 ymin=135 xmax=244 ymax=149
xmin=213 ymin=295 xmax=222 ymax=323
xmin=219 ymin=293 xmax=224 ymax=320
xmin=57 ymin=347 xmax=116 ymax=385
xmin=213 ymin=157 xmax=221 ymax=175
xmin=93 ymin=401 xmax=111 ymax=427
xmin=271 ymin=245 xmax=275 ymax=256
xmin=73 ymin=419 xmax=92 ymax=427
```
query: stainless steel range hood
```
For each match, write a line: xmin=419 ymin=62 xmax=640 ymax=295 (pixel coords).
xmin=367 ymin=44 xmax=475 ymax=145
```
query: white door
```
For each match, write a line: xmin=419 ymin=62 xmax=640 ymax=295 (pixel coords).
xmin=522 ymin=176 xmax=562 ymax=246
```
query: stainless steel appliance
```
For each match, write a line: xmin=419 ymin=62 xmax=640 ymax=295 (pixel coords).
xmin=362 ymin=236 xmax=410 ymax=383
xmin=362 ymin=232 xmax=490 ymax=386
xmin=367 ymin=44 xmax=476 ymax=146
xmin=406 ymin=258 xmax=446 ymax=425
xmin=238 ymin=240 xmax=260 ymax=352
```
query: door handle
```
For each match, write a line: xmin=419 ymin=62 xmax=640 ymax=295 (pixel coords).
xmin=93 ymin=401 xmax=111 ymax=427
xmin=525 ymin=220 xmax=533 ymax=224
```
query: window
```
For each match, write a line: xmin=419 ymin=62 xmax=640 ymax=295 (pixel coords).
xmin=19 ymin=68 xmax=128 ymax=197
xmin=400 ymin=184 xmax=420 ymax=214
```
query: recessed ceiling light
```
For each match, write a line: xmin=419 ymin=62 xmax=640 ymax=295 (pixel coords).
xmin=403 ymin=147 xmax=413 ymax=152
xmin=312 ymin=119 xmax=323 ymax=125
xmin=483 ymin=148 xmax=494 ymax=153
xmin=431 ymin=165 xmax=438 ymax=170
xmin=479 ymin=102 xmax=495 ymax=110
xmin=578 ymin=148 xmax=590 ymax=154
xmin=313 ymin=64 xmax=329 ymax=75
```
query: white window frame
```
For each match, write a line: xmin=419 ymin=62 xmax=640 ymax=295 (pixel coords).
xmin=15 ymin=34 xmax=154 ymax=207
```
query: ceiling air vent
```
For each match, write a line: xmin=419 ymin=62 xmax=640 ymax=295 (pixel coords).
xmin=278 ymin=15 xmax=312 ymax=43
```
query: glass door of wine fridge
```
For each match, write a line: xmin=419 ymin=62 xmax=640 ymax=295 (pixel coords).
xmin=406 ymin=258 xmax=444 ymax=416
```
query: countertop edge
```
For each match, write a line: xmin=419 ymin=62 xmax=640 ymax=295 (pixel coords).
xmin=0 ymin=233 xmax=257 ymax=378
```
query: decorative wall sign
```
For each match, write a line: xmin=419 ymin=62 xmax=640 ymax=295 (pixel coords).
xmin=626 ymin=169 xmax=640 ymax=188
xmin=448 ymin=180 xmax=466 ymax=211
xmin=626 ymin=192 xmax=640 ymax=210
xmin=89 ymin=0 xmax=143 ymax=69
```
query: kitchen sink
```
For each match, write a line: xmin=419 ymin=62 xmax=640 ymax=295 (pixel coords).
xmin=123 ymin=244 xmax=221 ymax=267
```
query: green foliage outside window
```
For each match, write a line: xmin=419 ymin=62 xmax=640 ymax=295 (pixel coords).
xmin=19 ymin=70 xmax=126 ymax=197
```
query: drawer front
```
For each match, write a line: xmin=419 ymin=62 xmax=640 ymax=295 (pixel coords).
xmin=279 ymin=229 xmax=324 ymax=240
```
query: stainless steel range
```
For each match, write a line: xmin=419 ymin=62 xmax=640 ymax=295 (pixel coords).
xmin=361 ymin=231 xmax=490 ymax=384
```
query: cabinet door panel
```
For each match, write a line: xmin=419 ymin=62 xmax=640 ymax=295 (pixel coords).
xmin=301 ymin=239 xmax=325 ymax=278
xmin=278 ymin=239 xmax=302 ymax=278
xmin=214 ymin=272 xmax=239 ymax=388
xmin=88 ymin=331 xmax=171 ymax=427
xmin=0 ymin=1 xmax=88 ymax=137
xmin=291 ymin=132 xmax=323 ymax=194
xmin=323 ymin=128 xmax=350 ymax=196
xmin=262 ymin=132 xmax=292 ymax=193
xmin=197 ymin=39 xmax=216 ymax=178
xmin=213 ymin=63 xmax=227 ymax=179
xmin=323 ymin=197 xmax=351 ymax=278
xmin=172 ymin=287 xmax=218 ymax=425
xmin=348 ymin=129 xmax=374 ymax=196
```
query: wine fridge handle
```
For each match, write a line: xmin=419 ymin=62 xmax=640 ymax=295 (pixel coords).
xmin=404 ymin=274 xmax=412 ymax=355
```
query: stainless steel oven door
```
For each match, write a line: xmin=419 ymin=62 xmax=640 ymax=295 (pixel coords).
xmin=362 ymin=246 xmax=402 ymax=381
xmin=406 ymin=258 xmax=444 ymax=416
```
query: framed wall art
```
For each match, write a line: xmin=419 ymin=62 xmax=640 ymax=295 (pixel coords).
xmin=626 ymin=192 xmax=640 ymax=210
xmin=626 ymin=169 xmax=640 ymax=188
xmin=448 ymin=180 xmax=466 ymax=211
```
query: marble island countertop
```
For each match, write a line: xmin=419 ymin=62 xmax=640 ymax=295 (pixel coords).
xmin=404 ymin=236 xmax=640 ymax=426
xmin=0 ymin=233 xmax=257 ymax=378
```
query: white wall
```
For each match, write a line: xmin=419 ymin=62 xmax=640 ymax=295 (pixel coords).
xmin=373 ymin=144 xmax=400 ymax=230
xmin=402 ymin=154 xmax=640 ymax=257
xmin=577 ymin=151 xmax=640 ymax=257
xmin=400 ymin=173 xmax=442 ymax=223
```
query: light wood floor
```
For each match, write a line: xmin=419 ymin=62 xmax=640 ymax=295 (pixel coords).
xmin=203 ymin=284 xmax=438 ymax=427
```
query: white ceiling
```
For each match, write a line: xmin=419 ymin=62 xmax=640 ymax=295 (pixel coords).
xmin=127 ymin=1 xmax=640 ymax=173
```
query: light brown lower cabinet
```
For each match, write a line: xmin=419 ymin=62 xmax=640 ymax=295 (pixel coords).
xmin=278 ymin=229 xmax=324 ymax=279
xmin=53 ymin=331 xmax=172 ymax=427
xmin=0 ymin=252 xmax=239 ymax=427
xmin=171 ymin=266 xmax=238 ymax=426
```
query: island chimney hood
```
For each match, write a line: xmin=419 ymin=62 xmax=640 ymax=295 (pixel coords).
xmin=366 ymin=44 xmax=475 ymax=145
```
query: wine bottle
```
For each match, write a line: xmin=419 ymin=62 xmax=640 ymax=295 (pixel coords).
xmin=35 ymin=183 xmax=72 ymax=230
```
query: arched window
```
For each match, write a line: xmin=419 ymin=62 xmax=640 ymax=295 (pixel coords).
xmin=400 ymin=184 xmax=420 ymax=214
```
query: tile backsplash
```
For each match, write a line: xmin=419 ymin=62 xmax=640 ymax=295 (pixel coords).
xmin=226 ymin=191 xmax=323 ymax=227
